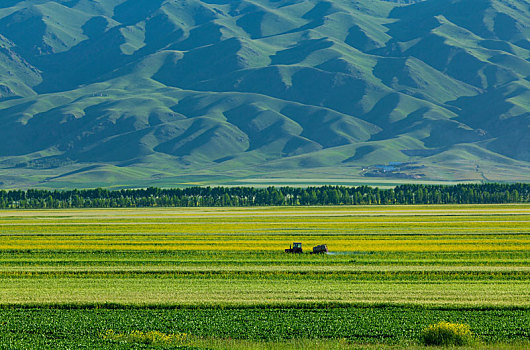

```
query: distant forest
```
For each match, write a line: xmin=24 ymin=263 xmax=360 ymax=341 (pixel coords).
xmin=0 ymin=184 xmax=528 ymax=208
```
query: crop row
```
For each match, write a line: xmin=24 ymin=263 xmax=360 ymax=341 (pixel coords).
xmin=2 ymin=213 xmax=529 ymax=224
xmin=1 ymin=277 xmax=528 ymax=307
xmin=1 ymin=249 xmax=527 ymax=263
xmin=0 ymin=270 xmax=528 ymax=281
xmin=0 ymin=306 xmax=528 ymax=349
xmin=1 ymin=221 xmax=528 ymax=234
xmin=0 ymin=234 xmax=527 ymax=252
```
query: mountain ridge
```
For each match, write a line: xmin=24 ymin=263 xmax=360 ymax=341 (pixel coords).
xmin=0 ymin=0 xmax=529 ymax=188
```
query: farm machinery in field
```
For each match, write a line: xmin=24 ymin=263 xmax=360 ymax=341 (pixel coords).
xmin=284 ymin=242 xmax=303 ymax=253
xmin=311 ymin=244 xmax=328 ymax=254
xmin=284 ymin=242 xmax=328 ymax=254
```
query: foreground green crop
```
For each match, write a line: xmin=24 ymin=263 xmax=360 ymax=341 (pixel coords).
xmin=0 ymin=306 xmax=529 ymax=349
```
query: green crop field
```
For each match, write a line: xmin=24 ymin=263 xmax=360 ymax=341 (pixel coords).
xmin=0 ymin=205 xmax=529 ymax=349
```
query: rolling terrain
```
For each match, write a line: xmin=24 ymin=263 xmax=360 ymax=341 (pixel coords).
xmin=0 ymin=0 xmax=529 ymax=187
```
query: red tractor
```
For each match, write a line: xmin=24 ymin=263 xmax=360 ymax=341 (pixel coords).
xmin=285 ymin=242 xmax=303 ymax=253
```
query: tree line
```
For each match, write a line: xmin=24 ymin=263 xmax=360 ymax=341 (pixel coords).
xmin=0 ymin=183 xmax=528 ymax=209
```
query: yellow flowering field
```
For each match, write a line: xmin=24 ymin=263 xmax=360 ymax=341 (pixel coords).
xmin=0 ymin=204 xmax=528 ymax=307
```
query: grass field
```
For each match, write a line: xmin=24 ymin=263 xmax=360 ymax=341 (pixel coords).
xmin=0 ymin=205 xmax=529 ymax=348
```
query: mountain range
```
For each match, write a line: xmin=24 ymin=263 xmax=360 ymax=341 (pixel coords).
xmin=0 ymin=0 xmax=529 ymax=188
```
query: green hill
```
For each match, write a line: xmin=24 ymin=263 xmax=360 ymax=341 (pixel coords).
xmin=0 ymin=0 xmax=528 ymax=188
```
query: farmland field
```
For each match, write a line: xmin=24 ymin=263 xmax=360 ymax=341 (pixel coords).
xmin=0 ymin=205 xmax=529 ymax=349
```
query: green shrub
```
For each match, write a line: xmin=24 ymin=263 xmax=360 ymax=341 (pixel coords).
xmin=421 ymin=321 xmax=474 ymax=346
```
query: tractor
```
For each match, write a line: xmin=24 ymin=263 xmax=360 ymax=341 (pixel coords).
xmin=285 ymin=242 xmax=303 ymax=253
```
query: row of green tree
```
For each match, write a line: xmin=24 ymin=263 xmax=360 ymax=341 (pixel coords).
xmin=0 ymin=183 xmax=528 ymax=208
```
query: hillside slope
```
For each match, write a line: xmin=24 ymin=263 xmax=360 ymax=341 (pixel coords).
xmin=0 ymin=0 xmax=529 ymax=187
